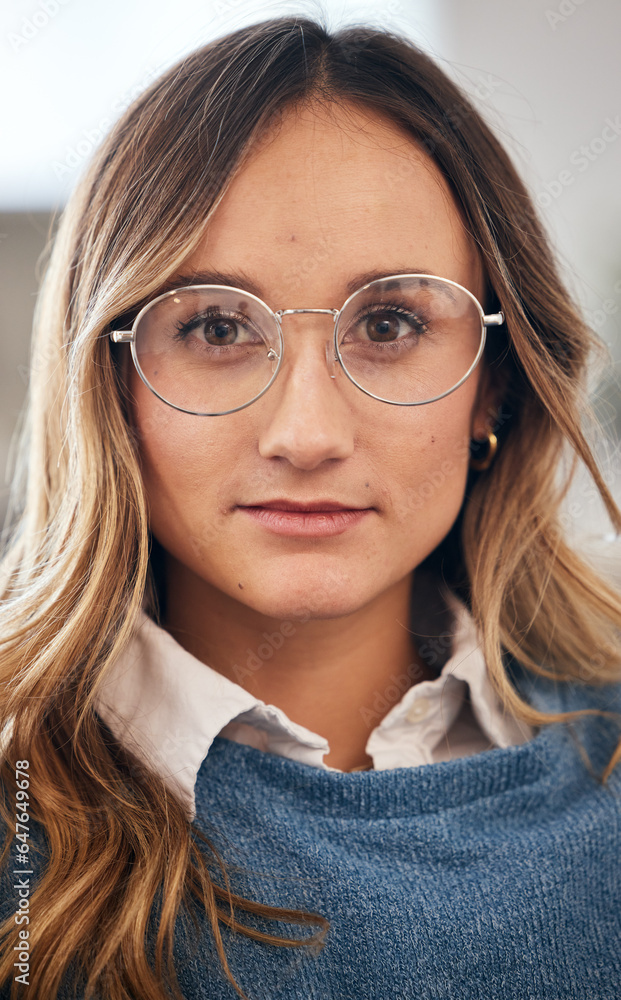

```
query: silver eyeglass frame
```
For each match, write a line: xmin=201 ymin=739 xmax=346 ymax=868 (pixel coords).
xmin=109 ymin=273 xmax=505 ymax=416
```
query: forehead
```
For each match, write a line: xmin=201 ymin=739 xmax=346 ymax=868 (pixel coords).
xmin=180 ymin=99 xmax=484 ymax=304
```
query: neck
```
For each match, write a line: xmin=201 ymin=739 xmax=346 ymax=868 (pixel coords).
xmin=161 ymin=555 xmax=439 ymax=772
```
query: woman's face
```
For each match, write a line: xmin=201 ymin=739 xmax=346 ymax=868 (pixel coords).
xmin=127 ymin=100 xmax=498 ymax=622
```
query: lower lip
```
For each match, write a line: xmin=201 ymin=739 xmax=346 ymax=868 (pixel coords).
xmin=238 ymin=506 xmax=373 ymax=537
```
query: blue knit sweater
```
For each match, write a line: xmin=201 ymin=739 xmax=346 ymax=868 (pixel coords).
xmin=174 ymin=664 xmax=621 ymax=1000
xmin=1 ymin=664 xmax=621 ymax=999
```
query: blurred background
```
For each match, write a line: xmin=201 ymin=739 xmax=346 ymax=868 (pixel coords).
xmin=1 ymin=0 xmax=620 ymax=551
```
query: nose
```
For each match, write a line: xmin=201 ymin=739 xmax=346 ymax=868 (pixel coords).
xmin=257 ymin=316 xmax=355 ymax=470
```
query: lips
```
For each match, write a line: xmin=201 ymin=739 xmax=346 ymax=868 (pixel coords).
xmin=237 ymin=502 xmax=373 ymax=537
xmin=240 ymin=499 xmax=371 ymax=512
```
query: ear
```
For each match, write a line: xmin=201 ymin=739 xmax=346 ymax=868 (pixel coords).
xmin=470 ymin=360 xmax=506 ymax=440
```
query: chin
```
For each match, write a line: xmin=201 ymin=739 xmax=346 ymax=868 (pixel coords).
xmin=234 ymin=579 xmax=368 ymax=623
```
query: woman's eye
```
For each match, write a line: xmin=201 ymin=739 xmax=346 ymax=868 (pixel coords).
xmin=354 ymin=308 xmax=427 ymax=343
xmin=176 ymin=312 xmax=260 ymax=347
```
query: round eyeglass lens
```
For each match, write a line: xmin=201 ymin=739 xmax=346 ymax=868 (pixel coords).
xmin=132 ymin=286 xmax=281 ymax=415
xmin=336 ymin=275 xmax=485 ymax=405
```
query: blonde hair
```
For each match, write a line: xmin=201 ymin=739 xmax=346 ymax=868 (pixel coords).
xmin=1 ymin=14 xmax=620 ymax=1000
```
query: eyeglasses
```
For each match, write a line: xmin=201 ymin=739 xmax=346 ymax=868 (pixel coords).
xmin=110 ymin=273 xmax=504 ymax=416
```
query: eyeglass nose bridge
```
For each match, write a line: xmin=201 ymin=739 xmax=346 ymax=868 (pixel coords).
xmin=273 ymin=307 xmax=341 ymax=379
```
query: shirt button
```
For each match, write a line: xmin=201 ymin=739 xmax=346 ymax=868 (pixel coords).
xmin=406 ymin=696 xmax=431 ymax=723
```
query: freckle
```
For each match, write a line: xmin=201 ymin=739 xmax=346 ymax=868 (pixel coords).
xmin=290 ymin=234 xmax=296 ymax=241
xmin=431 ymin=436 xmax=435 ymax=444
xmin=365 ymin=482 xmax=369 ymax=487
xmin=238 ymin=583 xmax=244 ymax=589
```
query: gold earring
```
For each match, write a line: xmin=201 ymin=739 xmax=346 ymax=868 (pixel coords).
xmin=469 ymin=430 xmax=498 ymax=471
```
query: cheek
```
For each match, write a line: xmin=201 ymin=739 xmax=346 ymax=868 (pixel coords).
xmin=137 ymin=426 xmax=235 ymax=572
xmin=401 ymin=434 xmax=470 ymax=520
xmin=128 ymin=374 xmax=225 ymax=533
xmin=385 ymin=400 xmax=474 ymax=535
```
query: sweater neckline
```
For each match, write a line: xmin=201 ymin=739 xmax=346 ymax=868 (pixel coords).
xmin=194 ymin=667 xmax=621 ymax=819
xmin=196 ymin=720 xmax=565 ymax=820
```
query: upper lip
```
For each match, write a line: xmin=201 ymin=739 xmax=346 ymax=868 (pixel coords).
xmin=240 ymin=499 xmax=371 ymax=512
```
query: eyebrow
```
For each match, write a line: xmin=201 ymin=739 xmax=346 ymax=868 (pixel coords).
xmin=161 ymin=266 xmax=438 ymax=302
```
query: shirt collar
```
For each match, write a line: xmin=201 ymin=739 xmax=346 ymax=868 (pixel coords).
xmin=366 ymin=590 xmax=534 ymax=767
xmin=94 ymin=587 xmax=533 ymax=820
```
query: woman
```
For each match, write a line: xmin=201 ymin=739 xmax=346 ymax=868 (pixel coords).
xmin=1 ymin=14 xmax=620 ymax=1000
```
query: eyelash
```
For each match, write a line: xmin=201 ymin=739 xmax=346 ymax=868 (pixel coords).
xmin=348 ymin=300 xmax=431 ymax=342
xmin=172 ymin=308 xmax=259 ymax=349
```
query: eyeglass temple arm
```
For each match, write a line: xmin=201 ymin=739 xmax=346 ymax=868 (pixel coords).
xmin=110 ymin=330 xmax=134 ymax=342
xmin=483 ymin=311 xmax=504 ymax=326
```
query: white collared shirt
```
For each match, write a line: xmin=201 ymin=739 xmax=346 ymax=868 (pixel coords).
xmin=94 ymin=589 xmax=536 ymax=821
